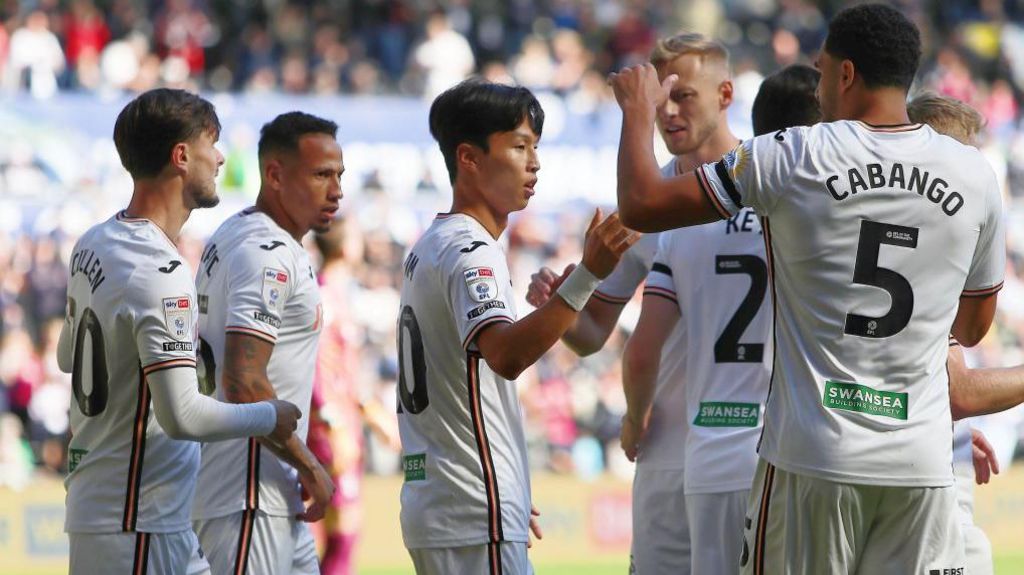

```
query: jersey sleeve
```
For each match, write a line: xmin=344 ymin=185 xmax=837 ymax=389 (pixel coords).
xmin=445 ymin=242 xmax=516 ymax=350
xmin=696 ymin=128 xmax=806 ymax=217
xmin=962 ymin=169 xmax=1006 ymax=297
xmin=642 ymin=233 xmax=678 ymax=305
xmin=223 ymin=243 xmax=295 ymax=344
xmin=127 ymin=264 xmax=199 ymax=376
xmin=593 ymin=242 xmax=648 ymax=304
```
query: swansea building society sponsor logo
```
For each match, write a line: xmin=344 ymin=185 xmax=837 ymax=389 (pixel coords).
xmin=403 ymin=453 xmax=426 ymax=481
xmin=823 ymin=380 xmax=908 ymax=420
xmin=693 ymin=402 xmax=760 ymax=427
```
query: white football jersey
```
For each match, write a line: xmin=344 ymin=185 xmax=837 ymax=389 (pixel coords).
xmin=397 ymin=213 xmax=530 ymax=548
xmin=598 ymin=161 xmax=688 ymax=471
xmin=192 ymin=208 xmax=323 ymax=519
xmin=645 ymin=208 xmax=771 ymax=494
xmin=699 ymin=121 xmax=1005 ymax=486
xmin=61 ymin=211 xmax=200 ymax=534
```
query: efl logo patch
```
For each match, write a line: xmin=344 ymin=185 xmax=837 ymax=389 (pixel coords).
xmin=262 ymin=267 xmax=288 ymax=312
xmin=162 ymin=296 xmax=192 ymax=341
xmin=464 ymin=267 xmax=498 ymax=303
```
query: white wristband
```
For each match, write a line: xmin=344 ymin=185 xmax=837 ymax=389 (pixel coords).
xmin=556 ymin=264 xmax=601 ymax=312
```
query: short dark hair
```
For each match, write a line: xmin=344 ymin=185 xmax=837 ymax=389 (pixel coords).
xmin=429 ymin=78 xmax=544 ymax=184
xmin=824 ymin=3 xmax=921 ymax=91
xmin=752 ymin=65 xmax=822 ymax=136
xmin=258 ymin=112 xmax=339 ymax=167
xmin=113 ymin=88 xmax=221 ymax=179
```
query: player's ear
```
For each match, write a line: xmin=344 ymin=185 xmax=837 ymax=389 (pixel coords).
xmin=262 ymin=156 xmax=284 ymax=189
xmin=840 ymin=59 xmax=856 ymax=93
xmin=719 ymin=79 xmax=734 ymax=109
xmin=455 ymin=142 xmax=480 ymax=176
xmin=169 ymin=141 xmax=189 ymax=174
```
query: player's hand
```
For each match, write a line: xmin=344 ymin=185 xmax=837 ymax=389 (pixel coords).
xmin=267 ymin=399 xmax=301 ymax=444
xmin=620 ymin=411 xmax=650 ymax=462
xmin=527 ymin=504 xmax=543 ymax=548
xmin=971 ymin=428 xmax=1000 ymax=485
xmin=297 ymin=460 xmax=336 ymax=522
xmin=580 ymin=209 xmax=641 ymax=279
xmin=607 ymin=63 xmax=677 ymax=114
xmin=526 ymin=264 xmax=575 ymax=308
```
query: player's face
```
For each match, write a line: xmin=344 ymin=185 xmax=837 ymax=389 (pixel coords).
xmin=815 ymin=50 xmax=840 ymax=122
xmin=655 ymin=54 xmax=723 ymax=156
xmin=278 ymin=133 xmax=344 ymax=235
xmin=184 ymin=130 xmax=224 ymax=209
xmin=477 ymin=119 xmax=540 ymax=216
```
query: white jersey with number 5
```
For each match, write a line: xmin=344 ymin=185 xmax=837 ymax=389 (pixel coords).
xmin=61 ymin=211 xmax=200 ymax=534
xmin=644 ymin=208 xmax=771 ymax=494
xmin=698 ymin=121 xmax=1005 ymax=486
xmin=397 ymin=213 xmax=530 ymax=549
xmin=192 ymin=208 xmax=323 ymax=520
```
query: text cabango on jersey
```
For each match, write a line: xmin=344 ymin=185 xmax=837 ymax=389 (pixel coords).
xmin=825 ymin=162 xmax=965 ymax=216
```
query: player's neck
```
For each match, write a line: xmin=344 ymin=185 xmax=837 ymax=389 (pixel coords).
xmin=679 ymin=125 xmax=740 ymax=170
xmin=449 ymin=198 xmax=505 ymax=240
xmin=124 ymin=179 xmax=191 ymax=242
xmin=255 ymin=192 xmax=306 ymax=242
xmin=847 ymin=89 xmax=912 ymax=127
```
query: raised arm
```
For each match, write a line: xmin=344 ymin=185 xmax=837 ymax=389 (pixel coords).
xmin=221 ymin=332 xmax=336 ymax=522
xmin=476 ymin=211 xmax=639 ymax=379
xmin=609 ymin=64 xmax=723 ymax=231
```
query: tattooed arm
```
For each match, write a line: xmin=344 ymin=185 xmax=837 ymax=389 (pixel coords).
xmin=222 ymin=333 xmax=335 ymax=521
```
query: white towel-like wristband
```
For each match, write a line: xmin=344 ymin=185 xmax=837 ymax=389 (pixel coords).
xmin=556 ymin=264 xmax=601 ymax=312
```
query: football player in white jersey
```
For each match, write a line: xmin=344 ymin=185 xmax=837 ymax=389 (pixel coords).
xmin=57 ymin=89 xmax=301 ymax=575
xmin=620 ymin=64 xmax=824 ymax=575
xmin=610 ymin=4 xmax=1005 ymax=573
xmin=398 ymin=79 xmax=637 ymax=575
xmin=525 ymin=33 xmax=742 ymax=574
xmin=191 ymin=112 xmax=341 ymax=575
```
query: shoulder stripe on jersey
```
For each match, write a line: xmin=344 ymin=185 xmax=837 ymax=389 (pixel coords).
xmin=245 ymin=438 xmax=261 ymax=510
xmin=651 ymin=262 xmax=673 ymax=277
xmin=226 ymin=326 xmax=278 ymax=344
xmin=488 ymin=541 xmax=504 ymax=575
xmin=643 ymin=286 xmax=678 ymax=305
xmin=714 ymin=160 xmax=743 ymax=208
xmin=753 ymin=463 xmax=777 ymax=575
xmin=695 ymin=167 xmax=731 ymax=220
xmin=592 ymin=290 xmax=631 ymax=305
xmin=234 ymin=508 xmax=257 ymax=575
xmin=756 ymin=216 xmax=778 ymax=454
xmin=962 ymin=282 xmax=1003 ymax=298
xmin=467 ymin=352 xmax=505 ymax=543
xmin=117 ymin=210 xmax=148 ymax=223
xmin=462 ymin=316 xmax=515 ymax=350
xmin=132 ymin=532 xmax=151 ymax=575
xmin=142 ymin=358 xmax=196 ymax=376
xmin=123 ymin=368 xmax=152 ymax=532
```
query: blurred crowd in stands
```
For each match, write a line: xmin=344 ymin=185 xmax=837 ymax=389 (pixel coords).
xmin=4 ymin=0 xmax=1024 ymax=487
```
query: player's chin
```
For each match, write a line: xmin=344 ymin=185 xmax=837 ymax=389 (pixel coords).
xmin=194 ymin=192 xmax=221 ymax=209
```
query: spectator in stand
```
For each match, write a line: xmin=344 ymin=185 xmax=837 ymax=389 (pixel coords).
xmin=4 ymin=10 xmax=65 ymax=98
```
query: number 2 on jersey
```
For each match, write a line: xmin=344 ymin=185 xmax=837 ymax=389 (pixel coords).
xmin=715 ymin=255 xmax=768 ymax=363
xmin=844 ymin=220 xmax=918 ymax=338
xmin=397 ymin=305 xmax=429 ymax=414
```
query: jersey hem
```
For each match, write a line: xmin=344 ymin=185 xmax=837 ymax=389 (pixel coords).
xmin=401 ymin=531 xmax=530 ymax=549
xmin=65 ymin=520 xmax=191 ymax=534
xmin=763 ymin=454 xmax=955 ymax=487
xmin=684 ymin=478 xmax=755 ymax=495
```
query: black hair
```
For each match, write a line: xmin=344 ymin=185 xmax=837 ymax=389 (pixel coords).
xmin=258 ymin=112 xmax=339 ymax=166
xmin=113 ymin=88 xmax=221 ymax=179
xmin=824 ymin=3 xmax=921 ymax=91
xmin=752 ymin=65 xmax=823 ymax=136
xmin=428 ymin=78 xmax=544 ymax=184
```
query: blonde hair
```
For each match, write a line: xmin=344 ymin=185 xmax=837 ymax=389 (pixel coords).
xmin=650 ymin=32 xmax=729 ymax=70
xmin=907 ymin=92 xmax=984 ymax=145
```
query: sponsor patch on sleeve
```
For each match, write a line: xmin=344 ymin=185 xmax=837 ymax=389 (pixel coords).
xmin=467 ymin=300 xmax=506 ymax=320
xmin=464 ymin=267 xmax=498 ymax=303
xmin=162 ymin=296 xmax=193 ymax=341
xmin=162 ymin=341 xmax=194 ymax=352
xmin=253 ymin=311 xmax=282 ymax=328
xmin=262 ymin=267 xmax=289 ymax=312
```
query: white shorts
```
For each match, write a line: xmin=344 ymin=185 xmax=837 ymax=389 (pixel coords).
xmin=686 ymin=489 xmax=748 ymax=575
xmin=69 ymin=529 xmax=207 ymax=575
xmin=629 ymin=467 xmax=690 ymax=575
xmin=954 ymin=462 xmax=993 ymax=575
xmin=194 ymin=510 xmax=318 ymax=575
xmin=740 ymin=458 xmax=964 ymax=575
xmin=408 ymin=541 xmax=532 ymax=575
